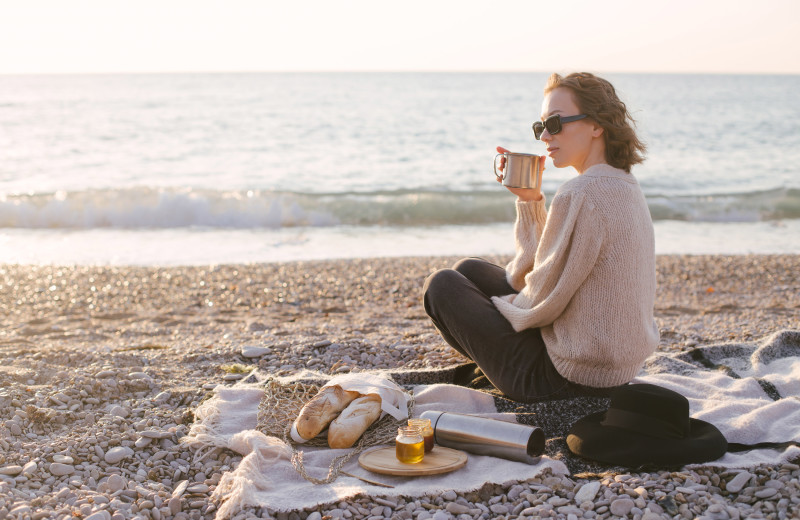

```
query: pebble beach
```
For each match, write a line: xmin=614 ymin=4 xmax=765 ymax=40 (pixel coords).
xmin=1 ymin=254 xmax=799 ymax=520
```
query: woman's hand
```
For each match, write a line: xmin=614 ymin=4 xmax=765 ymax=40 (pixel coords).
xmin=495 ymin=146 xmax=545 ymax=202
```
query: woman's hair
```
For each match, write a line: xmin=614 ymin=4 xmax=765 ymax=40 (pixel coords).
xmin=544 ymin=72 xmax=646 ymax=172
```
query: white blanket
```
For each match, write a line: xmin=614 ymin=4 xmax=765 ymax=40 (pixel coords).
xmin=185 ymin=330 xmax=800 ymax=518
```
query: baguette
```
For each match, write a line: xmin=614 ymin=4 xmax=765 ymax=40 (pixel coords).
xmin=327 ymin=393 xmax=382 ymax=449
xmin=290 ymin=385 xmax=361 ymax=442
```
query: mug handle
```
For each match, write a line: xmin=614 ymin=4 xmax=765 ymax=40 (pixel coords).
xmin=493 ymin=153 xmax=506 ymax=180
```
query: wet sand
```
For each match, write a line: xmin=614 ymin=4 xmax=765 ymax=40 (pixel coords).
xmin=1 ymin=255 xmax=799 ymax=519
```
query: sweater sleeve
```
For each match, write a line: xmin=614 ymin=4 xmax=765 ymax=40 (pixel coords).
xmin=492 ymin=190 xmax=605 ymax=332
xmin=505 ymin=197 xmax=548 ymax=292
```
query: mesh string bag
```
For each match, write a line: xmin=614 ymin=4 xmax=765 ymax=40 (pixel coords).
xmin=256 ymin=378 xmax=414 ymax=484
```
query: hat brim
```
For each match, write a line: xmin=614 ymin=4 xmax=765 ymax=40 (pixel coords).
xmin=567 ymin=410 xmax=728 ymax=468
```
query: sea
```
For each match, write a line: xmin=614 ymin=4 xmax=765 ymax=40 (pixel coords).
xmin=1 ymin=72 xmax=799 ymax=265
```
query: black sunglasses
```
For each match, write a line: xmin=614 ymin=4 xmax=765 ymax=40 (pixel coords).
xmin=532 ymin=114 xmax=588 ymax=140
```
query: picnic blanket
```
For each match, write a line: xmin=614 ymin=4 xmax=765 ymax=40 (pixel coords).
xmin=185 ymin=329 xmax=800 ymax=517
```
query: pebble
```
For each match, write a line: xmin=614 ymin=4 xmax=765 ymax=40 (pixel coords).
xmin=241 ymin=345 xmax=271 ymax=358
xmin=104 ymin=446 xmax=134 ymax=464
xmin=108 ymin=405 xmax=130 ymax=418
xmin=489 ymin=504 xmax=509 ymax=514
xmin=172 ymin=480 xmax=189 ymax=498
xmin=445 ymin=503 xmax=470 ymax=515
xmin=754 ymin=487 xmax=778 ymax=498
xmin=134 ymin=437 xmax=152 ymax=448
xmin=0 ymin=466 xmax=23 ymax=476
xmin=187 ymin=483 xmax=209 ymax=494
xmin=168 ymin=496 xmax=182 ymax=515
xmin=726 ymin=471 xmax=753 ymax=493
xmin=107 ymin=474 xmax=127 ymax=492
xmin=574 ymin=481 xmax=601 ymax=503
xmin=441 ymin=490 xmax=458 ymax=501
xmin=140 ymin=430 xmax=171 ymax=439
xmin=609 ymin=497 xmax=635 ymax=516
xmin=48 ymin=463 xmax=75 ymax=476
xmin=85 ymin=512 xmax=112 ymax=520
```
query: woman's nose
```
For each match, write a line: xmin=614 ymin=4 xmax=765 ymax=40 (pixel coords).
xmin=540 ymin=129 xmax=552 ymax=142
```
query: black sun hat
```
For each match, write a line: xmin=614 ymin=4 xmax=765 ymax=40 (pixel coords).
xmin=566 ymin=383 xmax=728 ymax=468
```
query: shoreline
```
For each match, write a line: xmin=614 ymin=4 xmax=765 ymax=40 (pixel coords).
xmin=3 ymin=221 xmax=800 ymax=266
xmin=1 ymin=254 xmax=799 ymax=519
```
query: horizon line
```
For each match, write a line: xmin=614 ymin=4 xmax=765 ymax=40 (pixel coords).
xmin=1 ymin=69 xmax=799 ymax=77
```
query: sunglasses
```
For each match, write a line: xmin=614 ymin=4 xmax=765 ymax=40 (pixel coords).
xmin=532 ymin=114 xmax=588 ymax=140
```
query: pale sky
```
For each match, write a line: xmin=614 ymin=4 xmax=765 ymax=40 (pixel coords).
xmin=1 ymin=0 xmax=798 ymax=75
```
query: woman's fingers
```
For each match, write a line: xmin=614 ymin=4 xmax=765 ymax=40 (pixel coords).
xmin=496 ymin=146 xmax=509 ymax=172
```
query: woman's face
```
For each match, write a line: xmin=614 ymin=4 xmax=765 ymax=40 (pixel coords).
xmin=539 ymin=87 xmax=604 ymax=173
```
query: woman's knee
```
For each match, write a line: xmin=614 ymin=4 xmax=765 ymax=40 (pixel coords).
xmin=451 ymin=257 xmax=487 ymax=276
xmin=423 ymin=268 xmax=461 ymax=299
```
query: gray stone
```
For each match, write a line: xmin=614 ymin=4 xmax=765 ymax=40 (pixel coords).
xmin=441 ymin=490 xmax=458 ymax=501
xmin=107 ymin=474 xmax=127 ymax=492
xmin=134 ymin=437 xmax=152 ymax=448
xmin=241 ymin=345 xmax=271 ymax=358
xmin=140 ymin=430 xmax=171 ymax=439
xmin=49 ymin=463 xmax=75 ymax=476
xmin=186 ymin=483 xmax=209 ymax=494
xmin=726 ymin=471 xmax=753 ymax=494
xmin=574 ymin=481 xmax=601 ymax=503
xmin=609 ymin=498 xmax=635 ymax=517
xmin=172 ymin=480 xmax=189 ymax=498
xmin=754 ymin=487 xmax=778 ymax=499
xmin=489 ymin=504 xmax=509 ymax=514
xmin=168 ymin=497 xmax=182 ymax=515
xmin=108 ymin=405 xmax=130 ymax=418
xmin=10 ymin=505 xmax=32 ymax=515
xmin=445 ymin=503 xmax=470 ymax=515
xmin=247 ymin=322 xmax=269 ymax=332
xmin=104 ymin=446 xmax=134 ymax=464
xmin=85 ymin=511 xmax=112 ymax=520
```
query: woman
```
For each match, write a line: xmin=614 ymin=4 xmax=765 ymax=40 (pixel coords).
xmin=423 ymin=72 xmax=658 ymax=403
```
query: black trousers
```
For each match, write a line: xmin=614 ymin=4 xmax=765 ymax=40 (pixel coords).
xmin=423 ymin=258 xmax=615 ymax=403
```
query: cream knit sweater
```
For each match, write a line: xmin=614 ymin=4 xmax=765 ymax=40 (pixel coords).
xmin=491 ymin=163 xmax=659 ymax=388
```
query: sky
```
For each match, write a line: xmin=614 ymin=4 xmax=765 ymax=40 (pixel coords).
xmin=1 ymin=0 xmax=798 ymax=75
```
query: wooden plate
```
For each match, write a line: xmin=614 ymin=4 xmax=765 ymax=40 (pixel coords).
xmin=358 ymin=446 xmax=467 ymax=476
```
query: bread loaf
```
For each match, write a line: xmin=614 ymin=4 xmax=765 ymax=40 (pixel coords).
xmin=327 ymin=393 xmax=382 ymax=449
xmin=291 ymin=385 xmax=361 ymax=442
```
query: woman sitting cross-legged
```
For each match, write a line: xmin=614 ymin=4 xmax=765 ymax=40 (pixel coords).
xmin=423 ymin=72 xmax=659 ymax=403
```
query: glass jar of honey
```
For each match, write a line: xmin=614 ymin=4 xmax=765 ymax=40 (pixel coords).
xmin=395 ymin=426 xmax=425 ymax=464
xmin=408 ymin=418 xmax=435 ymax=453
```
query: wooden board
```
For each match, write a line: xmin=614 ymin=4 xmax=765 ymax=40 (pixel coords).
xmin=358 ymin=446 xmax=467 ymax=476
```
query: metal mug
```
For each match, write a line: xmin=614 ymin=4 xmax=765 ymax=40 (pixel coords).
xmin=420 ymin=410 xmax=544 ymax=464
xmin=493 ymin=152 xmax=542 ymax=189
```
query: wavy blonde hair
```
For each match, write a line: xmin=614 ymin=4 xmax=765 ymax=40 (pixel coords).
xmin=544 ymin=72 xmax=646 ymax=173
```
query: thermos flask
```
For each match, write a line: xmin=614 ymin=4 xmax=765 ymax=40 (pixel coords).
xmin=420 ymin=410 xmax=545 ymax=464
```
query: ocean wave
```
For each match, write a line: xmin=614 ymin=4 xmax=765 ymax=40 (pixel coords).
xmin=0 ymin=187 xmax=798 ymax=229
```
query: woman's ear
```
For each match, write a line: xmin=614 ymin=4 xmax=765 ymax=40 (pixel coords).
xmin=591 ymin=123 xmax=604 ymax=138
